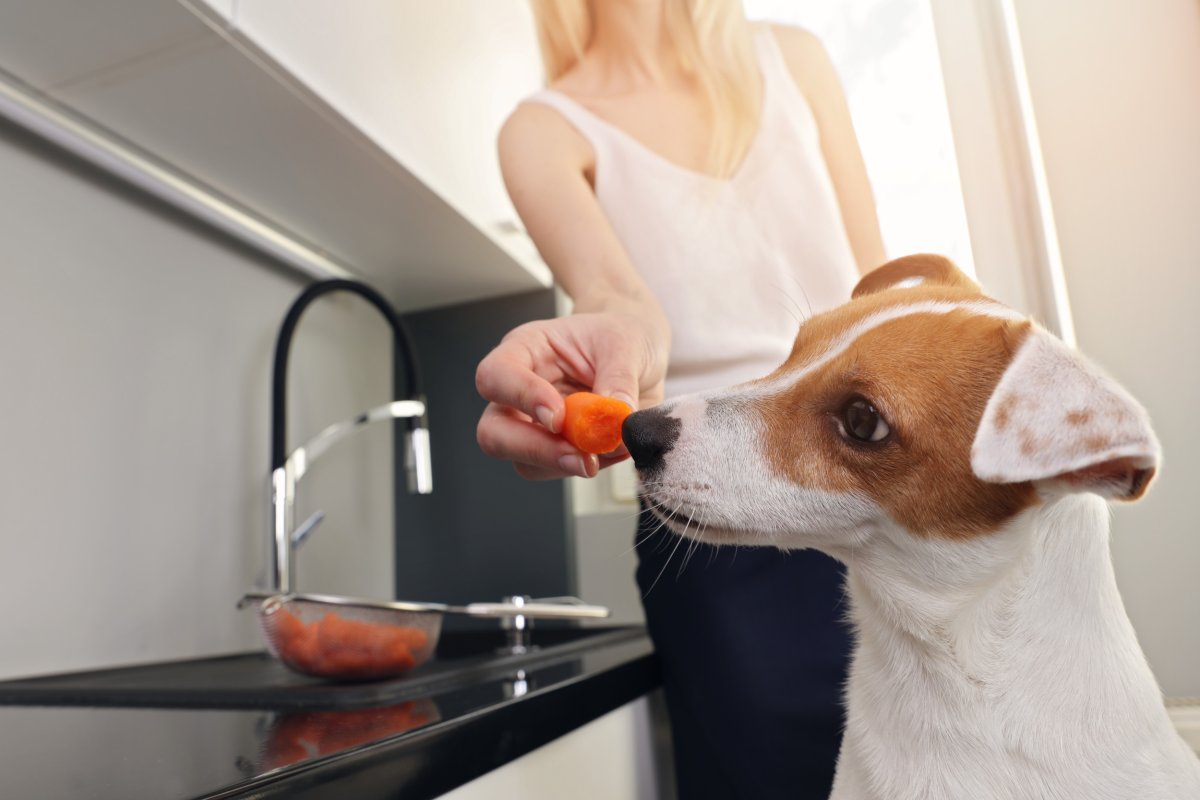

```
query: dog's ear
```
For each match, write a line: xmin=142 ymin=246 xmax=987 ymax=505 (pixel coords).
xmin=852 ymin=254 xmax=982 ymax=299
xmin=971 ymin=327 xmax=1160 ymax=501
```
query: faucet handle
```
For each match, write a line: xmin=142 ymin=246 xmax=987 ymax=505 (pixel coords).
xmin=290 ymin=510 xmax=325 ymax=549
xmin=499 ymin=595 xmax=533 ymax=655
xmin=404 ymin=423 xmax=433 ymax=495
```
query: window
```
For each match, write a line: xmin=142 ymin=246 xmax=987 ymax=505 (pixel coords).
xmin=745 ymin=0 xmax=976 ymax=275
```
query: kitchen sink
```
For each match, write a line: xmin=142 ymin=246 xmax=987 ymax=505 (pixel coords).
xmin=0 ymin=625 xmax=642 ymax=711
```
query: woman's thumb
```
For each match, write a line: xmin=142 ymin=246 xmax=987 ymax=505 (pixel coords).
xmin=591 ymin=360 xmax=639 ymax=411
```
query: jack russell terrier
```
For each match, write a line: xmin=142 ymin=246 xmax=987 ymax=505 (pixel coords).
xmin=623 ymin=255 xmax=1200 ymax=800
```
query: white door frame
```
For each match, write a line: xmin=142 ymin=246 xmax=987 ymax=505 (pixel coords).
xmin=927 ymin=0 xmax=1075 ymax=345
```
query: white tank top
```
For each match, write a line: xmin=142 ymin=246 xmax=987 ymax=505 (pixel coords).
xmin=525 ymin=27 xmax=860 ymax=399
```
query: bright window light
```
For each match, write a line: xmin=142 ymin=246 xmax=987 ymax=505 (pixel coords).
xmin=744 ymin=0 xmax=976 ymax=275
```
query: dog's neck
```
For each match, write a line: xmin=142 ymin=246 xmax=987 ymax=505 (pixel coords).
xmin=845 ymin=494 xmax=1132 ymax=659
xmin=832 ymin=493 xmax=1195 ymax=800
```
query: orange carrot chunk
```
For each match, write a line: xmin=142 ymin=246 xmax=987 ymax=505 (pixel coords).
xmin=562 ymin=392 xmax=633 ymax=455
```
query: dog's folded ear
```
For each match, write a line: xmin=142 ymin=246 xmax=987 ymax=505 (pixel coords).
xmin=971 ymin=328 xmax=1160 ymax=501
xmin=852 ymin=254 xmax=982 ymax=298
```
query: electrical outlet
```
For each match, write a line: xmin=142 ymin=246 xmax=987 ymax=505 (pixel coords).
xmin=609 ymin=460 xmax=638 ymax=504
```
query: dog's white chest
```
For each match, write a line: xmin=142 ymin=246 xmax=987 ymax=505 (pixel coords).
xmin=830 ymin=500 xmax=1200 ymax=800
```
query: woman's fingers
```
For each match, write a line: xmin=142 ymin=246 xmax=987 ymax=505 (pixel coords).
xmin=514 ymin=453 xmax=600 ymax=481
xmin=589 ymin=342 xmax=640 ymax=410
xmin=475 ymin=340 xmax=565 ymax=433
xmin=476 ymin=403 xmax=597 ymax=479
xmin=598 ymin=451 xmax=630 ymax=469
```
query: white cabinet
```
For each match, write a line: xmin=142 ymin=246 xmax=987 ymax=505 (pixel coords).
xmin=188 ymin=0 xmax=234 ymax=19
xmin=235 ymin=0 xmax=544 ymax=230
xmin=438 ymin=696 xmax=665 ymax=800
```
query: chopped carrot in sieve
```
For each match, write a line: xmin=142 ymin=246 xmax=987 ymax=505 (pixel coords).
xmin=270 ymin=608 xmax=427 ymax=680
xmin=561 ymin=392 xmax=633 ymax=455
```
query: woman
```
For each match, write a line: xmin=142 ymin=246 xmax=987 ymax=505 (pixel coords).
xmin=475 ymin=1 xmax=886 ymax=796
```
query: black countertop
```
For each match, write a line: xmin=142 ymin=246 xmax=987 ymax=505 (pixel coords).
xmin=0 ymin=627 xmax=659 ymax=800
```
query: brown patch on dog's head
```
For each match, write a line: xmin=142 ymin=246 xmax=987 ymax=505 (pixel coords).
xmin=1064 ymin=409 xmax=1093 ymax=426
xmin=993 ymin=394 xmax=1019 ymax=432
xmin=754 ymin=278 xmax=1038 ymax=539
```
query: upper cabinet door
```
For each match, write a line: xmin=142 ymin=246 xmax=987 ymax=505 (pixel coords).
xmin=234 ymin=0 xmax=545 ymax=238
xmin=188 ymin=0 xmax=234 ymax=21
xmin=0 ymin=0 xmax=203 ymax=90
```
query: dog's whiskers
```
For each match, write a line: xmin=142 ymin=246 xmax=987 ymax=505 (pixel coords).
xmin=628 ymin=493 xmax=678 ymax=557
xmin=642 ymin=497 xmax=690 ymax=599
xmin=787 ymin=273 xmax=815 ymax=321
xmin=769 ymin=282 xmax=808 ymax=327
xmin=674 ymin=507 xmax=704 ymax=577
xmin=676 ymin=523 xmax=700 ymax=578
xmin=625 ymin=494 xmax=674 ymax=555
xmin=705 ymin=534 xmax=722 ymax=568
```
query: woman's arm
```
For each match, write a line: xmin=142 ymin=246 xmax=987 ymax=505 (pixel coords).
xmin=474 ymin=102 xmax=670 ymax=480
xmin=771 ymin=25 xmax=887 ymax=275
xmin=497 ymin=103 xmax=664 ymax=320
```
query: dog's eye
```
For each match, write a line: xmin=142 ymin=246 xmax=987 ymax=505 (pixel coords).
xmin=843 ymin=399 xmax=890 ymax=443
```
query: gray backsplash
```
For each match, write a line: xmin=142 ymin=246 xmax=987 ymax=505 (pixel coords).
xmin=395 ymin=289 xmax=573 ymax=624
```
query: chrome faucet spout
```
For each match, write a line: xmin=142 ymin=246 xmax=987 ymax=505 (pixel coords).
xmin=286 ymin=399 xmax=427 ymax=482
xmin=268 ymin=279 xmax=430 ymax=593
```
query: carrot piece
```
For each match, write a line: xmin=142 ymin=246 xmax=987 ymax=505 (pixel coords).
xmin=319 ymin=648 xmax=377 ymax=677
xmin=383 ymin=642 xmax=417 ymax=672
xmin=394 ymin=626 xmax=429 ymax=650
xmin=271 ymin=608 xmax=307 ymax=642
xmin=316 ymin=612 xmax=378 ymax=654
xmin=561 ymin=392 xmax=633 ymax=454
xmin=273 ymin=609 xmax=321 ymax=670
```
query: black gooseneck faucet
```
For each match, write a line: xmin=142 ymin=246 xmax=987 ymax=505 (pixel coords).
xmin=268 ymin=279 xmax=431 ymax=593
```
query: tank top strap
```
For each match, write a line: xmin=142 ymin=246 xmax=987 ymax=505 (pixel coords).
xmin=752 ymin=25 xmax=792 ymax=85
xmin=750 ymin=24 xmax=820 ymax=137
xmin=522 ymin=89 xmax=614 ymax=158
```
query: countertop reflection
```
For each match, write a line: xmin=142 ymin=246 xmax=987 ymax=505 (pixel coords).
xmin=0 ymin=629 xmax=657 ymax=800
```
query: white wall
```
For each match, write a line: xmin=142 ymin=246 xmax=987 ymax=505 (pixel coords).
xmin=1011 ymin=0 xmax=1200 ymax=698
xmin=0 ymin=122 xmax=396 ymax=680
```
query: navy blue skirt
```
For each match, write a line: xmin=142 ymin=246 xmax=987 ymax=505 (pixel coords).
xmin=635 ymin=505 xmax=852 ymax=799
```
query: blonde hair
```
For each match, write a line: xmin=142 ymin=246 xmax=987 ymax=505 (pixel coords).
xmin=529 ymin=0 xmax=759 ymax=179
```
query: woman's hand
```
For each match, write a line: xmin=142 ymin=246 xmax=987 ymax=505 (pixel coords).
xmin=476 ymin=307 xmax=667 ymax=480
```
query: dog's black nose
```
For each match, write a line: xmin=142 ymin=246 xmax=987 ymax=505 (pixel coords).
xmin=622 ymin=407 xmax=681 ymax=472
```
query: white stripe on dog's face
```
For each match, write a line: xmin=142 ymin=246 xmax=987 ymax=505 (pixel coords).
xmin=747 ymin=299 xmax=1025 ymax=398
xmin=640 ymin=287 xmax=1040 ymax=549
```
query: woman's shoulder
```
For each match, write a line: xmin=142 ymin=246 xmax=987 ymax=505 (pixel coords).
xmin=498 ymin=97 xmax=594 ymax=183
xmin=762 ymin=22 xmax=829 ymax=64
xmin=499 ymin=101 xmax=566 ymax=151
xmin=761 ymin=23 xmax=841 ymax=108
xmin=768 ymin=22 xmax=835 ymax=77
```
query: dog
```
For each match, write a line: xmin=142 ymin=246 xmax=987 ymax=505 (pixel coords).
xmin=623 ymin=255 xmax=1200 ymax=800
